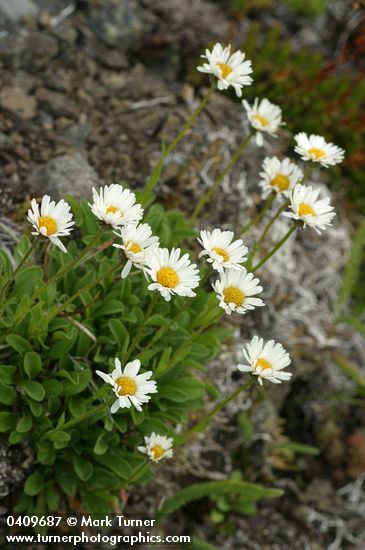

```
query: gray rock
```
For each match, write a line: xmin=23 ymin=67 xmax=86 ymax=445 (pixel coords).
xmin=23 ymin=31 xmax=59 ymax=61
xmin=94 ymin=47 xmax=129 ymax=70
xmin=26 ymin=151 xmax=100 ymax=200
xmin=0 ymin=437 xmax=32 ymax=499
xmin=59 ymin=122 xmax=91 ymax=147
xmin=0 ymin=86 xmax=37 ymax=119
xmin=0 ymin=0 xmax=38 ymax=23
xmin=87 ymin=0 xmax=156 ymax=47
xmin=35 ymin=87 xmax=78 ymax=118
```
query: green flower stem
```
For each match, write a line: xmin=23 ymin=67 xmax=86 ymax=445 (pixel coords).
xmin=166 ymin=310 xmax=222 ymax=372
xmin=137 ymin=298 xmax=191 ymax=357
xmin=13 ymin=238 xmax=39 ymax=278
xmin=137 ymin=268 xmax=211 ymax=355
xmin=247 ymin=198 xmax=290 ymax=269
xmin=47 ymin=231 xmax=104 ymax=283
xmin=141 ymin=83 xmax=216 ymax=201
xmin=7 ymin=231 xmax=104 ymax=334
xmin=239 ymin=192 xmax=275 ymax=236
xmin=89 ymin=385 xmax=109 ymax=404
xmin=123 ymin=293 xmax=160 ymax=363
xmin=43 ymin=398 xmax=114 ymax=440
xmin=46 ymin=264 xmax=120 ymax=323
xmin=252 ymin=225 xmax=297 ymax=272
xmin=124 ymin=461 xmax=149 ymax=487
xmin=42 ymin=241 xmax=51 ymax=282
xmin=190 ymin=132 xmax=253 ymax=224
xmin=176 ymin=379 xmax=254 ymax=445
xmin=0 ymin=239 xmax=39 ymax=307
xmin=302 ymin=164 xmax=313 ymax=182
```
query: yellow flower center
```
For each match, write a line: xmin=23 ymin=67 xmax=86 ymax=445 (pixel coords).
xmin=106 ymin=205 xmax=119 ymax=214
xmin=223 ymin=286 xmax=245 ymax=307
xmin=156 ymin=267 xmax=179 ymax=289
xmin=218 ymin=63 xmax=233 ymax=79
xmin=298 ymin=202 xmax=315 ymax=217
xmin=151 ymin=444 xmax=165 ymax=460
xmin=37 ymin=216 xmax=57 ymax=236
xmin=271 ymin=174 xmax=290 ymax=192
xmin=308 ymin=147 xmax=325 ymax=159
xmin=115 ymin=376 xmax=137 ymax=396
xmin=253 ymin=114 xmax=268 ymax=127
xmin=256 ymin=358 xmax=271 ymax=370
xmin=125 ymin=241 xmax=142 ymax=254
xmin=212 ymin=247 xmax=229 ymax=262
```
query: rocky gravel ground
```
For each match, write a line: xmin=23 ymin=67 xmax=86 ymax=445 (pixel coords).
xmin=1 ymin=1 xmax=365 ymax=549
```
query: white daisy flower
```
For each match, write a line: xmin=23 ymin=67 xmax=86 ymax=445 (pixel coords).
xmin=242 ymin=98 xmax=284 ymax=146
xmin=137 ymin=432 xmax=174 ymax=463
xmin=238 ymin=336 xmax=292 ymax=385
xmin=113 ymin=223 xmax=160 ymax=279
xmin=259 ymin=157 xmax=303 ymax=198
xmin=198 ymin=229 xmax=248 ymax=273
xmin=145 ymin=247 xmax=200 ymax=302
xmin=197 ymin=42 xmax=253 ymax=97
xmin=90 ymin=184 xmax=143 ymax=228
xmin=283 ymin=184 xmax=335 ymax=234
xmin=294 ymin=132 xmax=345 ymax=167
xmin=96 ymin=358 xmax=157 ymax=413
xmin=212 ymin=268 xmax=264 ymax=315
xmin=27 ymin=195 xmax=74 ymax=253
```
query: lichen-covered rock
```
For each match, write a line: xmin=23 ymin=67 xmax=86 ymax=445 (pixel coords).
xmin=25 ymin=151 xmax=101 ymax=200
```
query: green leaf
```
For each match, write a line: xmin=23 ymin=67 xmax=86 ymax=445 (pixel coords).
xmin=131 ymin=407 xmax=145 ymax=426
xmin=42 ymin=380 xmax=63 ymax=397
xmin=37 ymin=441 xmax=55 ymax=465
xmin=159 ymin=377 xmax=205 ymax=403
xmin=339 ymin=316 xmax=365 ymax=337
xmin=24 ymin=471 xmax=44 ymax=496
xmin=138 ymin=418 xmax=170 ymax=436
xmin=272 ymin=441 xmax=320 ymax=456
xmin=210 ymin=509 xmax=225 ymax=524
xmin=73 ymin=455 xmax=94 ymax=482
xmin=0 ymin=412 xmax=15 ymax=432
xmin=93 ymin=433 xmax=109 ymax=455
xmin=24 ymin=352 xmax=43 ymax=379
xmin=332 ymin=352 xmax=365 ymax=388
xmin=49 ymin=431 xmax=71 ymax=446
xmin=238 ymin=413 xmax=254 ymax=442
xmin=145 ymin=314 xmax=168 ymax=327
xmin=45 ymin=484 xmax=60 ymax=511
xmin=21 ymin=380 xmax=46 ymax=402
xmin=0 ymin=365 xmax=17 ymax=385
xmin=190 ymin=537 xmax=220 ymax=550
xmin=12 ymin=266 xmax=42 ymax=297
xmin=16 ymin=413 xmax=33 ymax=433
xmin=108 ymin=319 xmax=130 ymax=354
xmin=87 ymin=467 xmax=119 ymax=491
xmin=94 ymin=449 xmax=133 ymax=480
xmin=28 ymin=400 xmax=43 ymax=417
xmin=336 ymin=220 xmax=365 ymax=317
xmin=95 ymin=299 xmax=124 ymax=317
xmin=9 ymin=430 xmax=25 ymax=444
xmin=5 ymin=334 xmax=32 ymax=355
xmin=55 ymin=464 xmax=77 ymax=496
xmin=62 ymin=369 xmax=92 ymax=396
xmin=158 ymin=480 xmax=283 ymax=515
xmin=158 ymin=480 xmax=283 ymax=514
xmin=68 ymin=396 xmax=86 ymax=417
xmin=81 ymin=491 xmax=112 ymax=514
xmin=0 ymin=381 xmax=16 ymax=405
xmin=155 ymin=347 xmax=172 ymax=377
